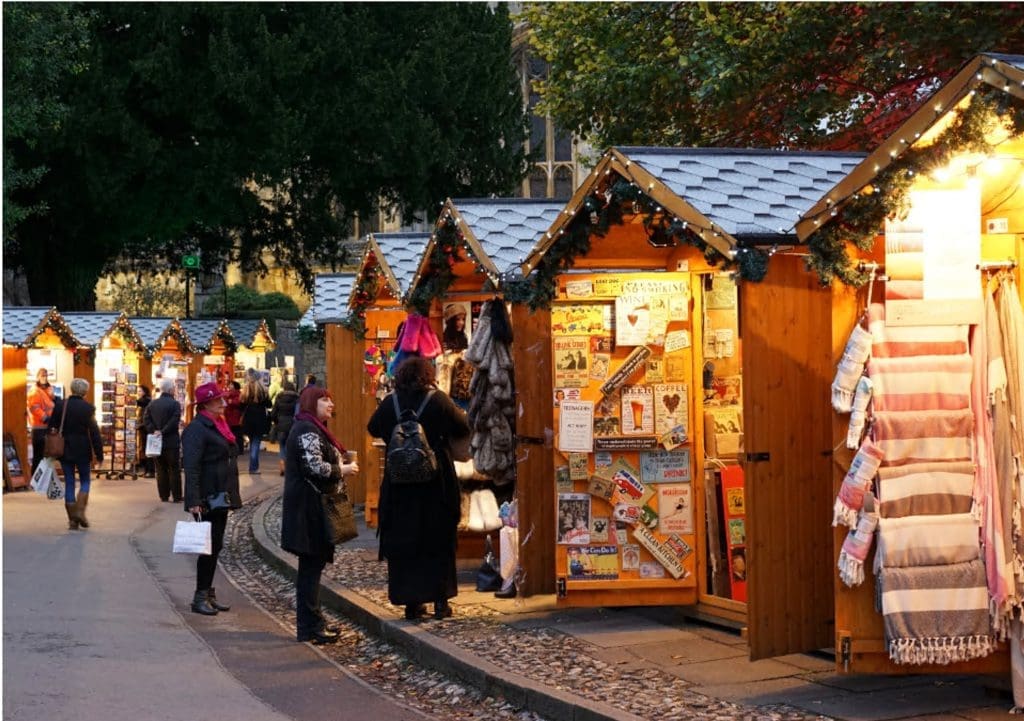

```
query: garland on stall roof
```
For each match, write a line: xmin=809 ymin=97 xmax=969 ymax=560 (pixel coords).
xmin=406 ymin=215 xmax=466 ymax=316
xmin=341 ymin=252 xmax=382 ymax=339
xmin=806 ymin=90 xmax=1024 ymax=287
xmin=215 ymin=326 xmax=238 ymax=355
xmin=73 ymin=347 xmax=97 ymax=365
xmin=503 ymin=178 xmax=768 ymax=311
xmin=27 ymin=314 xmax=78 ymax=349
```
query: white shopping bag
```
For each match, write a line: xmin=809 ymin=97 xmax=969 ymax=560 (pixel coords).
xmin=172 ymin=518 xmax=212 ymax=555
xmin=145 ymin=433 xmax=163 ymax=458
xmin=30 ymin=458 xmax=56 ymax=496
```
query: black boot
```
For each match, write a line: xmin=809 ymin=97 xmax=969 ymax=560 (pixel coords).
xmin=404 ymin=604 xmax=427 ymax=620
xmin=433 ymin=600 xmax=452 ymax=620
xmin=207 ymin=587 xmax=230 ymax=612
xmin=191 ymin=589 xmax=218 ymax=615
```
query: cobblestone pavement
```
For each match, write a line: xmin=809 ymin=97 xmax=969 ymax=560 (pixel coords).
xmin=222 ymin=492 xmax=831 ymax=721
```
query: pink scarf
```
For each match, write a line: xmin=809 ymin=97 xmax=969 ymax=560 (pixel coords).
xmin=200 ymin=409 xmax=236 ymax=445
xmin=295 ymin=411 xmax=346 ymax=454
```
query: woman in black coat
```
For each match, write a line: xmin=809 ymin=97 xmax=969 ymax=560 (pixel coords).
xmin=239 ymin=374 xmax=271 ymax=474
xmin=368 ymin=356 xmax=471 ymax=621
xmin=181 ymin=382 xmax=242 ymax=616
xmin=48 ymin=377 xmax=103 ymax=531
xmin=281 ymin=387 xmax=359 ymax=644
xmin=269 ymin=380 xmax=299 ymax=476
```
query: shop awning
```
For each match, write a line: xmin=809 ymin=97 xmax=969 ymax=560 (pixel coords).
xmin=796 ymin=52 xmax=1024 ymax=241
xmin=2 ymin=306 xmax=78 ymax=348
xmin=352 ymin=232 xmax=430 ymax=306
xmin=523 ymin=147 xmax=863 ymax=275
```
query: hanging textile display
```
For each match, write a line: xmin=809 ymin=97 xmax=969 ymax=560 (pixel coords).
xmin=465 ymin=300 xmax=517 ymax=486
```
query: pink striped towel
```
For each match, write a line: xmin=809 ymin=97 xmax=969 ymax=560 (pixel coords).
xmin=868 ymin=354 xmax=973 ymax=412
xmin=868 ymin=303 xmax=969 ymax=358
xmin=872 ymin=409 xmax=973 ymax=467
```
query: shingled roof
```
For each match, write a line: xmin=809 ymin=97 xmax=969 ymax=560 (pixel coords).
xmin=307 ymin=273 xmax=356 ymax=324
xmin=451 ymin=198 xmax=563 ymax=277
xmin=61 ymin=312 xmax=136 ymax=348
xmin=226 ymin=319 xmax=274 ymax=348
xmin=2 ymin=306 xmax=72 ymax=347
xmin=179 ymin=319 xmax=231 ymax=353
xmin=368 ymin=232 xmax=430 ymax=299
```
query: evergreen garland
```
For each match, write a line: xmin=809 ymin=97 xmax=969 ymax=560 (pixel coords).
xmin=807 ymin=90 xmax=1024 ymax=287
xmin=505 ymin=178 xmax=766 ymax=310
xmin=341 ymin=252 xmax=382 ymax=340
xmin=406 ymin=215 xmax=466 ymax=316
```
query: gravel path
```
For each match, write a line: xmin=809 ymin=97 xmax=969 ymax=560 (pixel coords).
xmin=222 ymin=493 xmax=831 ymax=721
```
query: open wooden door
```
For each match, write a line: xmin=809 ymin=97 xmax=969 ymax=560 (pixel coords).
xmin=741 ymin=254 xmax=836 ymax=660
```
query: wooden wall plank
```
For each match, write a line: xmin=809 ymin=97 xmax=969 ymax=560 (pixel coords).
xmin=3 ymin=347 xmax=29 ymax=484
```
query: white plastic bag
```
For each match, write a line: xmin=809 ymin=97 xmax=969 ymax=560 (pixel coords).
xmin=30 ymin=458 xmax=63 ymax=500
xmin=172 ymin=518 xmax=212 ymax=555
xmin=145 ymin=433 xmax=163 ymax=458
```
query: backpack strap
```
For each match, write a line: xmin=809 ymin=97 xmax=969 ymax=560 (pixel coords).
xmin=392 ymin=389 xmax=436 ymax=419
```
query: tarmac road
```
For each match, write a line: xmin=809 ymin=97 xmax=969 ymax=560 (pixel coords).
xmin=2 ymin=464 xmax=428 ymax=721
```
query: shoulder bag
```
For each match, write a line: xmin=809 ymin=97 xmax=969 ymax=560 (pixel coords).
xmin=43 ymin=402 xmax=67 ymax=458
xmin=306 ymin=477 xmax=357 ymax=545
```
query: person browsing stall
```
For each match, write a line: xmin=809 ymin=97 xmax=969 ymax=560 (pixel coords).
xmin=27 ymin=368 xmax=55 ymax=474
xmin=280 ymin=387 xmax=359 ymax=644
xmin=143 ymin=378 xmax=183 ymax=503
xmin=181 ymin=382 xmax=242 ymax=616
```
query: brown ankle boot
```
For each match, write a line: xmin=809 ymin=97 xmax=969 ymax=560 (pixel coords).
xmin=65 ymin=503 xmax=80 ymax=530
xmin=75 ymin=492 xmax=90 ymax=528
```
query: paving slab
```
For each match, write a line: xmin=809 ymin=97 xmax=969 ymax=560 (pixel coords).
xmin=627 ymin=637 xmax=748 ymax=665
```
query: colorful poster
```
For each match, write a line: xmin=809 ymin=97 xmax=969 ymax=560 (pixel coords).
xmin=565 ymin=279 xmax=594 ymax=299
xmin=632 ymin=525 xmax=690 ymax=579
xmin=568 ymin=453 xmax=589 ymax=481
xmin=654 ymin=383 xmax=687 ymax=437
xmin=594 ymin=451 xmax=613 ymax=470
xmin=665 ymin=354 xmax=689 ymax=382
xmin=645 ymin=356 xmax=664 ymax=383
xmin=594 ymin=415 xmax=620 ymax=437
xmin=552 ymin=305 xmax=606 ymax=336
xmin=557 ymin=400 xmax=594 ymax=453
xmin=621 ymin=385 xmax=654 ymax=435
xmin=621 ymin=544 xmax=640 ymax=570
xmin=553 ymin=336 xmax=590 ymax=388
xmin=664 ymin=330 xmax=691 ymax=353
xmin=558 ymin=493 xmax=591 ymax=544
xmin=594 ymin=276 xmax=622 ymax=297
xmin=640 ymin=562 xmax=666 ymax=579
xmin=594 ymin=436 xmax=660 ymax=451
xmin=657 ymin=484 xmax=693 ymax=534
xmin=640 ymin=449 xmax=691 ymax=483
xmin=567 ymin=545 xmax=619 ymax=580
xmin=590 ymin=336 xmax=615 ymax=354
xmin=587 ymin=474 xmax=616 ymax=502
xmin=728 ymin=518 xmax=746 ymax=546
xmin=590 ymin=516 xmax=610 ymax=542
xmin=668 ymin=294 xmax=689 ymax=321
xmin=590 ymin=353 xmax=611 ymax=381
xmin=553 ymin=388 xmax=582 ymax=407
xmin=706 ymin=274 xmax=737 ymax=310
xmin=615 ymin=294 xmax=651 ymax=346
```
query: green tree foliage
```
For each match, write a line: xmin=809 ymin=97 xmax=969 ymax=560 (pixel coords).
xmin=5 ymin=3 xmax=528 ymax=309
xmin=2 ymin=3 xmax=91 ymax=238
xmin=201 ymin=284 xmax=300 ymax=321
xmin=525 ymin=2 xmax=1024 ymax=151
xmin=99 ymin=272 xmax=186 ymax=317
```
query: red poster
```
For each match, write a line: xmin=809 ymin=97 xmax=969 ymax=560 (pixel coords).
xmin=719 ymin=465 xmax=746 ymax=602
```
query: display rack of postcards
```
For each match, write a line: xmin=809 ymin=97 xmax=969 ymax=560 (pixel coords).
xmin=98 ymin=370 xmax=138 ymax=480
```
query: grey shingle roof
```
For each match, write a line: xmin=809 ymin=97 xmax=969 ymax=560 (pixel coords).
xmin=310 ymin=274 xmax=356 ymax=324
xmin=988 ymin=53 xmax=1024 ymax=71
xmin=2 ymin=306 xmax=61 ymax=346
xmin=179 ymin=319 xmax=228 ymax=351
xmin=371 ymin=232 xmax=430 ymax=297
xmin=128 ymin=317 xmax=176 ymax=349
xmin=452 ymin=199 xmax=563 ymax=274
xmin=61 ymin=312 xmax=124 ymax=347
xmin=227 ymin=319 xmax=274 ymax=347
xmin=618 ymin=147 xmax=865 ymax=236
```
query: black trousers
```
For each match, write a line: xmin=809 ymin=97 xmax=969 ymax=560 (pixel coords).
xmin=154 ymin=446 xmax=182 ymax=501
xmin=196 ymin=510 xmax=228 ymax=591
xmin=296 ymin=555 xmax=329 ymax=637
xmin=31 ymin=428 xmax=47 ymax=474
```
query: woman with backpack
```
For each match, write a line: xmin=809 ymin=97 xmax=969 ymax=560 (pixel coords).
xmin=368 ymin=356 xmax=470 ymax=621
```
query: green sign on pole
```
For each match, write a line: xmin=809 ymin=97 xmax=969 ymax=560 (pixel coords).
xmin=182 ymin=254 xmax=200 ymax=270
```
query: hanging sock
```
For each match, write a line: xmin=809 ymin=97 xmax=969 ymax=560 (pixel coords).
xmin=832 ymin=324 xmax=872 ymax=412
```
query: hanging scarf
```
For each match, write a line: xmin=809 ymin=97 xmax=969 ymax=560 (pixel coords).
xmin=199 ymin=409 xmax=236 ymax=445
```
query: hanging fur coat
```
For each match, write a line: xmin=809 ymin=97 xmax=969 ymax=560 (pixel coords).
xmin=465 ymin=301 xmax=516 ymax=486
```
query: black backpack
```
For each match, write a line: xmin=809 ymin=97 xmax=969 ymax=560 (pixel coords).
xmin=386 ymin=391 xmax=437 ymax=484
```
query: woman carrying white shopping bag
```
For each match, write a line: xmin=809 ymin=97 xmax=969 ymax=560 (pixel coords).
xmin=181 ymin=382 xmax=242 ymax=616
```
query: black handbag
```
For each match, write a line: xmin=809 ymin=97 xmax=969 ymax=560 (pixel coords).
xmin=475 ymin=534 xmax=503 ymax=592
xmin=307 ymin=479 xmax=357 ymax=545
xmin=205 ymin=491 xmax=233 ymax=511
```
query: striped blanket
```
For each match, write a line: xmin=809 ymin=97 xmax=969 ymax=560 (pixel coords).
xmin=868 ymin=355 xmax=972 ymax=412
xmin=876 ymin=513 xmax=980 ymax=568
xmin=872 ymin=409 xmax=973 ymax=466
xmin=881 ymin=559 xmax=995 ymax=665
xmin=868 ymin=303 xmax=969 ymax=358
xmin=876 ymin=461 xmax=975 ymax=519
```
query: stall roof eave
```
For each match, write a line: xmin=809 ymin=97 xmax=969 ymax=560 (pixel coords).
xmin=1 ymin=306 xmax=79 ymax=347
xmin=310 ymin=272 xmax=357 ymax=326
xmin=179 ymin=318 xmax=231 ymax=353
xmin=127 ymin=316 xmax=197 ymax=355
xmin=60 ymin=311 xmax=143 ymax=349
xmin=225 ymin=318 xmax=276 ymax=349
xmin=795 ymin=52 xmax=1024 ymax=241
xmin=354 ymin=232 xmax=430 ymax=306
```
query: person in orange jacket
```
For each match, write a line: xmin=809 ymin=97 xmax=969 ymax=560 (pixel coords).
xmin=27 ymin=368 xmax=55 ymax=474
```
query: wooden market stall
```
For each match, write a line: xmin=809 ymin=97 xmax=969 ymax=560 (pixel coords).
xmin=131 ymin=316 xmax=196 ymax=404
xmin=405 ymin=198 xmax=562 ymax=565
xmin=181 ymin=318 xmax=237 ymax=394
xmin=2 ymin=307 xmax=80 ymax=489
xmin=61 ymin=311 xmax=147 ymax=480
xmin=341 ymin=232 xmax=430 ymax=524
xmin=224 ymin=318 xmax=275 ymax=382
xmin=734 ymin=52 xmax=1024 ymax=674
xmin=516 ymin=147 xmax=861 ymax=605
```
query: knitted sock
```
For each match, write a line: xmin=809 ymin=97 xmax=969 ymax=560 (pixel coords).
xmin=833 ymin=439 xmax=884 ymax=527
xmin=839 ymin=501 xmax=879 ymax=587
xmin=846 ymin=376 xmax=874 ymax=449
xmin=831 ymin=324 xmax=872 ymax=412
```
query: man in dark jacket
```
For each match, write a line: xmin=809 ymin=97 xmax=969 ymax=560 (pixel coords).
xmin=144 ymin=378 xmax=183 ymax=502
